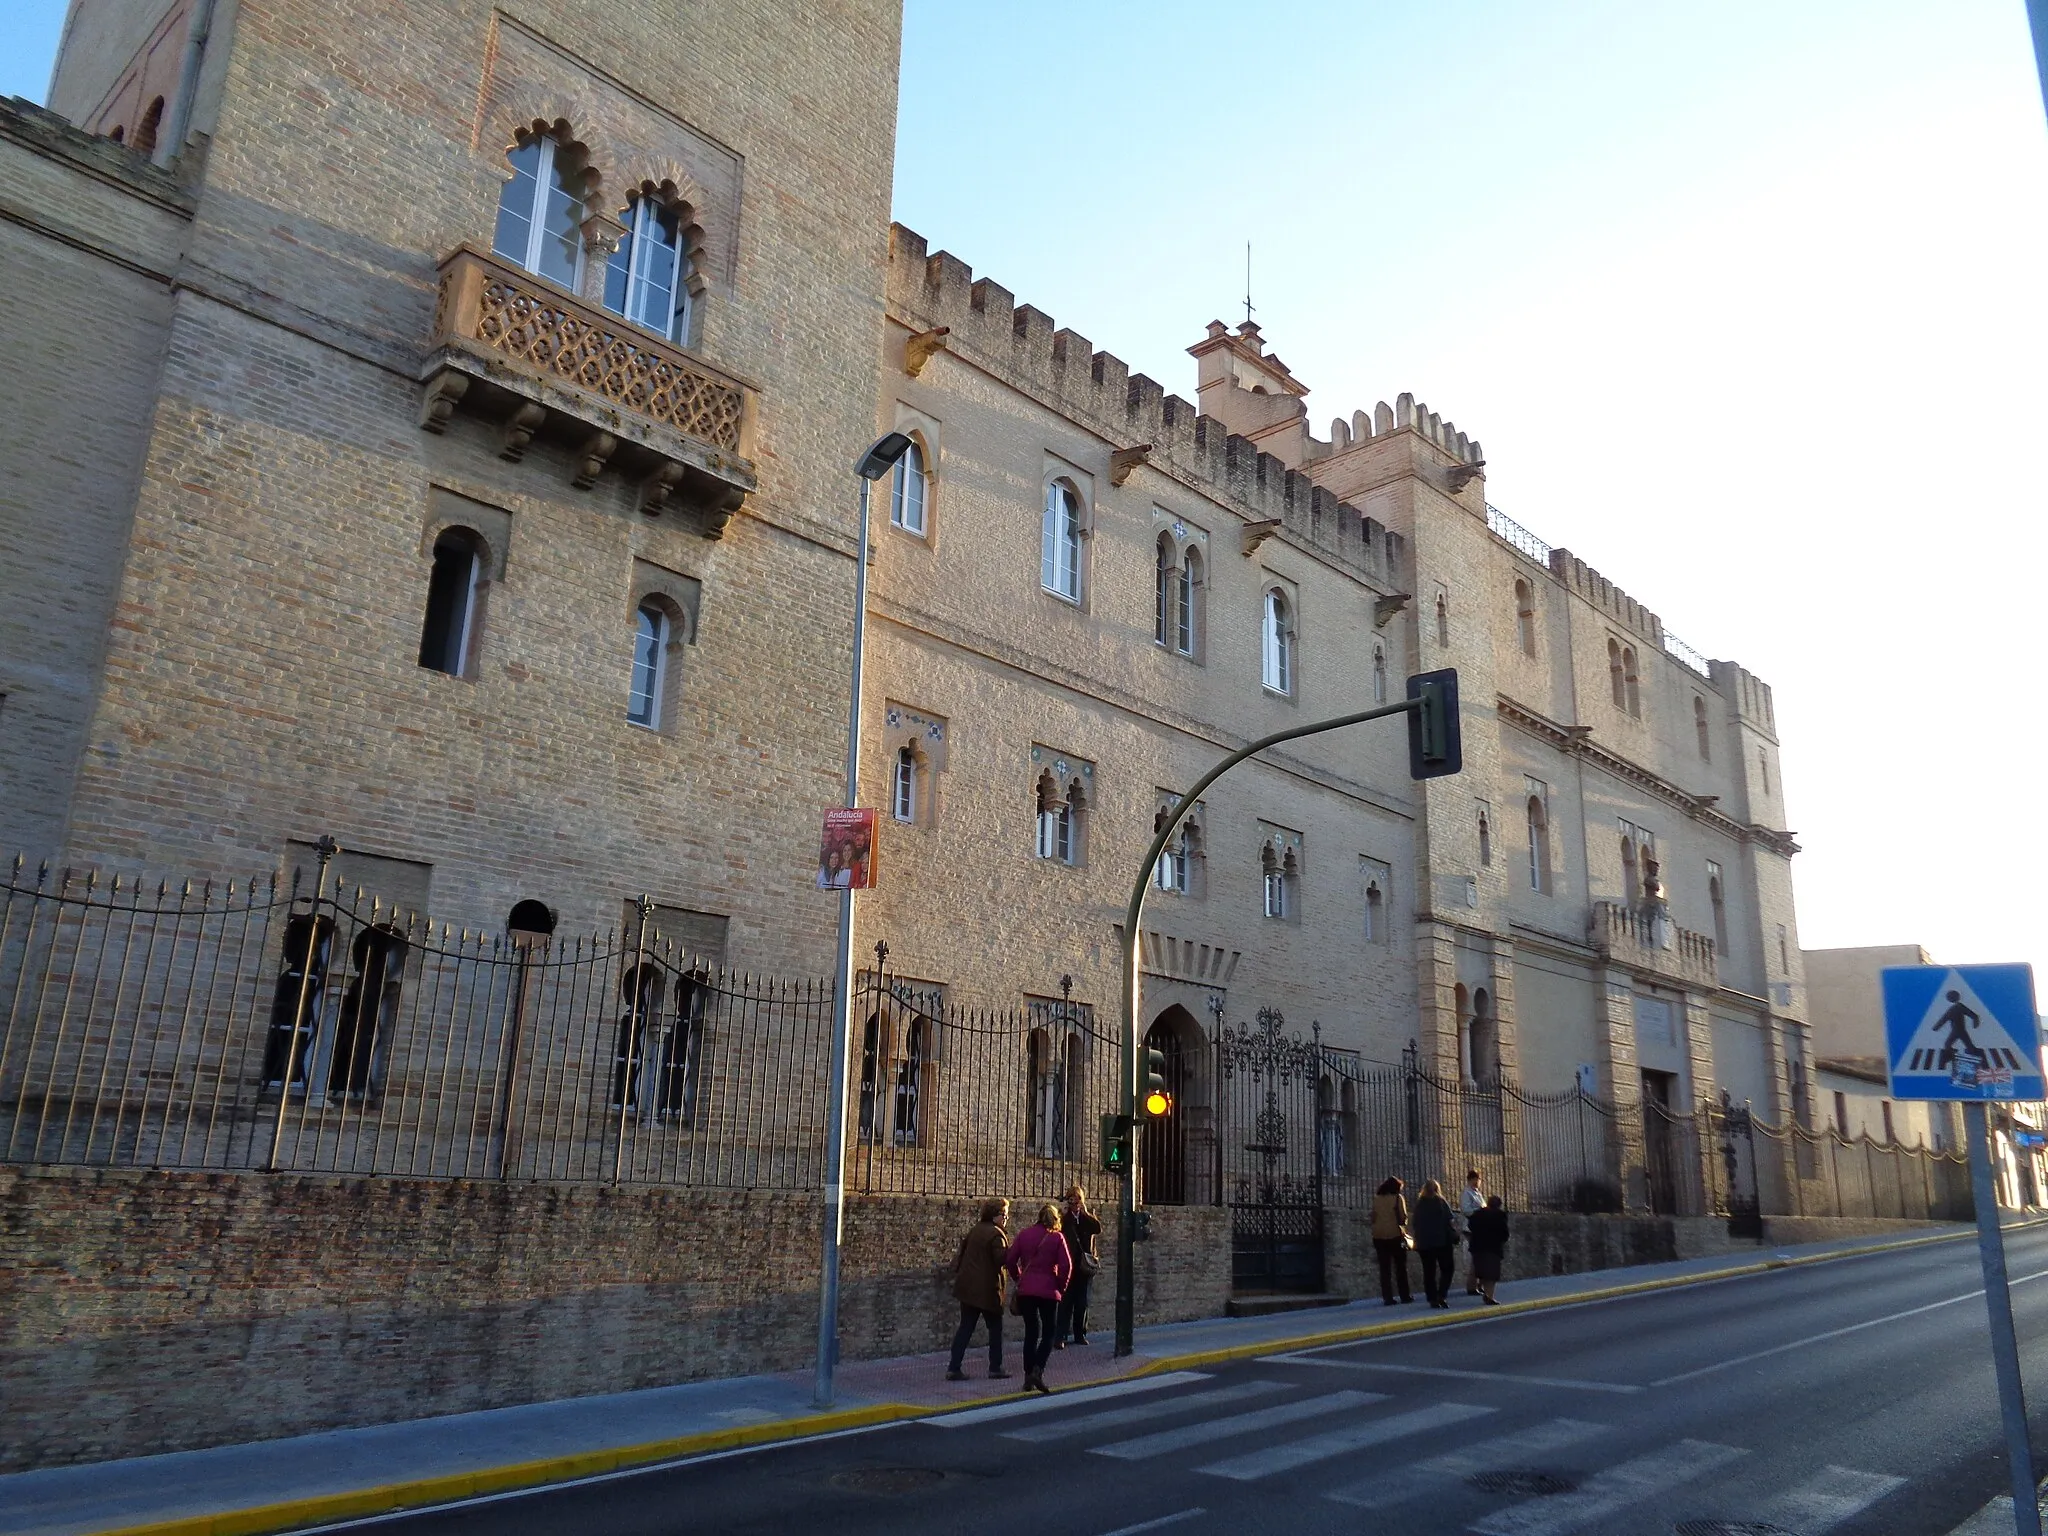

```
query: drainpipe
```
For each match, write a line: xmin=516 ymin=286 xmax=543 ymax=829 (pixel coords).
xmin=158 ymin=0 xmax=220 ymax=170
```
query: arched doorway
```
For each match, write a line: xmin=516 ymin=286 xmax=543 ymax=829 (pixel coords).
xmin=1142 ymin=1006 xmax=1204 ymax=1206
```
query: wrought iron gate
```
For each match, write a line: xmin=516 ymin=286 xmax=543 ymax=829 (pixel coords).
xmin=1216 ymin=1009 xmax=1324 ymax=1294
xmin=1714 ymin=1098 xmax=1763 ymax=1238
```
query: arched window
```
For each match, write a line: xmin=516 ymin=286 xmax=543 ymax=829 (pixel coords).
xmin=1372 ymin=643 xmax=1387 ymax=705
xmin=1261 ymin=842 xmax=1296 ymax=919
xmin=493 ymin=134 xmax=585 ymax=289
xmin=1041 ymin=480 xmax=1082 ymax=601
xmin=893 ymin=1017 xmax=926 ymax=1146
xmin=1707 ymin=861 xmax=1728 ymax=954
xmin=1621 ymin=833 xmax=1640 ymax=903
xmin=1514 ymin=578 xmax=1536 ymax=656
xmin=1608 ymin=638 xmax=1626 ymax=708
xmin=1363 ymin=875 xmax=1384 ymax=941
xmin=507 ymin=899 xmax=557 ymax=936
xmin=1435 ymin=590 xmax=1450 ymax=647
xmin=1694 ymin=696 xmax=1711 ymax=760
xmin=1478 ymin=809 xmax=1492 ymax=868
xmin=603 ymin=195 xmax=692 ymax=340
xmin=1154 ymin=535 xmax=1174 ymax=646
xmin=329 ymin=926 xmax=408 ymax=1097
xmin=132 ymin=96 xmax=164 ymax=157
xmin=1176 ymin=548 xmax=1201 ymax=657
xmin=1261 ymin=589 xmax=1293 ymax=694
xmin=892 ymin=745 xmax=917 ymax=823
xmin=1622 ymin=647 xmax=1641 ymax=718
xmin=1454 ymin=982 xmax=1473 ymax=1082
xmin=1471 ymin=987 xmax=1499 ymax=1086
xmin=1759 ymin=748 xmax=1772 ymax=797
xmin=417 ymin=528 xmax=483 ymax=677
xmin=1527 ymin=795 xmax=1551 ymax=894
xmin=627 ymin=601 xmax=669 ymax=728
xmin=1027 ymin=1027 xmax=1070 ymax=1155
xmin=857 ymin=1013 xmax=884 ymax=1142
xmin=889 ymin=437 xmax=927 ymax=535
xmin=1036 ymin=771 xmax=1083 ymax=865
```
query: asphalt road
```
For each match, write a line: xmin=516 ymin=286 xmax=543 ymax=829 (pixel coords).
xmin=326 ymin=1228 xmax=2048 ymax=1536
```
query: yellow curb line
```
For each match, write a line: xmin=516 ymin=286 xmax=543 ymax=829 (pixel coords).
xmin=92 ymin=1220 xmax=2042 ymax=1536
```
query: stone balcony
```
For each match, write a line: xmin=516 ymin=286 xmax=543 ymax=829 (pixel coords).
xmin=419 ymin=246 xmax=758 ymax=536
xmin=1589 ymin=900 xmax=1718 ymax=989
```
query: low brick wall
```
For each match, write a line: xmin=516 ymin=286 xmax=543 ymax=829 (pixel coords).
xmin=0 ymin=1165 xmax=1966 ymax=1471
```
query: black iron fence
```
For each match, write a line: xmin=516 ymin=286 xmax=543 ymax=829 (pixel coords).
xmin=0 ymin=851 xmax=1974 ymax=1224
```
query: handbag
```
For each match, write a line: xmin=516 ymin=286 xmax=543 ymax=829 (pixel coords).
xmin=1077 ymin=1247 xmax=1102 ymax=1276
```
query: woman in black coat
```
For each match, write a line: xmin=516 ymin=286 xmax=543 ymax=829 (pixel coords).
xmin=1467 ymin=1194 xmax=1509 ymax=1305
xmin=1409 ymin=1179 xmax=1459 ymax=1309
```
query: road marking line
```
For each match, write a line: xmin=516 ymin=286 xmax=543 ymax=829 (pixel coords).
xmin=1324 ymin=1419 xmax=1611 ymax=1510
xmin=1651 ymin=1267 xmax=2048 ymax=1386
xmin=1003 ymin=1380 xmax=1290 ymax=1443
xmin=1089 ymin=1390 xmax=1385 ymax=1461
xmin=923 ymin=1371 xmax=1212 ymax=1426
xmin=1096 ymin=1510 xmax=1206 ymax=1536
xmin=1469 ymin=1438 xmax=1747 ymax=1536
xmin=1760 ymin=1464 xmax=1906 ymax=1532
xmin=1263 ymin=1355 xmax=1645 ymax=1393
xmin=1198 ymin=1400 xmax=1493 ymax=1481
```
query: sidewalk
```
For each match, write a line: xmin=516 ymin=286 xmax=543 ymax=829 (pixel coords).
xmin=0 ymin=1222 xmax=2002 ymax=1536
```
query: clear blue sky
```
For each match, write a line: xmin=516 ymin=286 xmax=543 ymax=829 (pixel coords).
xmin=7 ymin=2 xmax=2048 ymax=986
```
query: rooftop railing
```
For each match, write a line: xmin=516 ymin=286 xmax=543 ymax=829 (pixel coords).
xmin=1485 ymin=502 xmax=1553 ymax=567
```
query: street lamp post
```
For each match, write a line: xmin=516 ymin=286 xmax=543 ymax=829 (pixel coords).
xmin=815 ymin=431 xmax=915 ymax=1408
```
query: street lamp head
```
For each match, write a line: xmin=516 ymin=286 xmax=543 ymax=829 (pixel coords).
xmin=854 ymin=431 xmax=915 ymax=481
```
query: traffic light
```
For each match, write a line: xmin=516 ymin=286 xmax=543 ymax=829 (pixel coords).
xmin=1131 ymin=1208 xmax=1154 ymax=1242
xmin=1142 ymin=1047 xmax=1171 ymax=1118
xmin=1100 ymin=1112 xmax=1132 ymax=1172
xmin=1407 ymin=668 xmax=1463 ymax=780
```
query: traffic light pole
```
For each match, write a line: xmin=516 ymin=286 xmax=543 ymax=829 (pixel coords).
xmin=1113 ymin=695 xmax=1425 ymax=1357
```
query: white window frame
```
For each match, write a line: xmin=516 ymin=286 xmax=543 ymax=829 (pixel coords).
xmin=1041 ymin=480 xmax=1082 ymax=602
xmin=891 ymin=439 xmax=928 ymax=535
xmin=494 ymin=135 xmax=583 ymax=289
xmin=1175 ymin=551 xmax=1199 ymax=656
xmin=605 ymin=195 xmax=692 ymax=340
xmin=1263 ymin=868 xmax=1288 ymax=919
xmin=1036 ymin=801 xmax=1074 ymax=863
xmin=892 ymin=746 xmax=917 ymax=823
xmin=1154 ymin=836 xmax=1188 ymax=894
xmin=1261 ymin=589 xmax=1293 ymax=695
xmin=627 ymin=602 xmax=669 ymax=729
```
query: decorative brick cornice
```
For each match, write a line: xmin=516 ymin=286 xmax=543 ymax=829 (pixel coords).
xmin=1497 ymin=694 xmax=1799 ymax=858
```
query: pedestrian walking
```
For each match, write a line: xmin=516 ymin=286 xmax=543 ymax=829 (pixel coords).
xmin=1467 ymin=1193 xmax=1509 ymax=1305
xmin=1411 ymin=1178 xmax=1458 ymax=1309
xmin=946 ymin=1198 xmax=1012 ymax=1381
xmin=1005 ymin=1202 xmax=1072 ymax=1394
xmin=1054 ymin=1184 xmax=1102 ymax=1348
xmin=1459 ymin=1168 xmax=1486 ymax=1295
xmin=1370 ymin=1175 xmax=1414 ymax=1305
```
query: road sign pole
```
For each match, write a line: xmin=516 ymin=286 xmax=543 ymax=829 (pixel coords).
xmin=1967 ymin=1101 xmax=2041 ymax=1536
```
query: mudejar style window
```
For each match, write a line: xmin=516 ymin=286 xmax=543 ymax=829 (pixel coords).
xmin=627 ymin=602 xmax=669 ymax=728
xmin=604 ymin=196 xmax=693 ymax=341
xmin=493 ymin=135 xmax=584 ymax=290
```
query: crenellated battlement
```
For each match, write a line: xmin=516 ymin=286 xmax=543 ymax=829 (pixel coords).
xmin=1311 ymin=391 xmax=1482 ymax=467
xmin=1546 ymin=548 xmax=1664 ymax=648
xmin=888 ymin=225 xmax=1405 ymax=584
xmin=1710 ymin=659 xmax=1778 ymax=733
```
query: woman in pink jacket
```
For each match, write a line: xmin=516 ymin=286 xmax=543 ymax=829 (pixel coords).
xmin=1005 ymin=1202 xmax=1072 ymax=1395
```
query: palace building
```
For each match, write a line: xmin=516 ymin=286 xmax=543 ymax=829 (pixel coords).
xmin=3 ymin=0 xmax=1807 ymax=1210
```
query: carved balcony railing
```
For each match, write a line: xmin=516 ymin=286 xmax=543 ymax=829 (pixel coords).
xmin=419 ymin=246 xmax=758 ymax=536
xmin=1589 ymin=899 xmax=1718 ymax=989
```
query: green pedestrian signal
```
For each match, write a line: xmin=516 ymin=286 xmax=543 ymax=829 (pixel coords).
xmin=1100 ymin=1112 xmax=1132 ymax=1172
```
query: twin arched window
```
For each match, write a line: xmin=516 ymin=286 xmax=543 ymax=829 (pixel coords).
xmin=1042 ymin=481 xmax=1082 ymax=601
xmin=1526 ymin=794 xmax=1552 ymax=894
xmin=1607 ymin=638 xmax=1641 ymax=717
xmin=494 ymin=134 xmax=696 ymax=342
xmin=1261 ymin=589 xmax=1294 ymax=694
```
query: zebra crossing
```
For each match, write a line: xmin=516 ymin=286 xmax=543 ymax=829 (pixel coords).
xmin=924 ymin=1370 xmax=1912 ymax=1534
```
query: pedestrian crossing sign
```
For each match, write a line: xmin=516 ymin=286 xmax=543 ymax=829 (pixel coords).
xmin=1882 ymin=964 xmax=2042 ymax=1101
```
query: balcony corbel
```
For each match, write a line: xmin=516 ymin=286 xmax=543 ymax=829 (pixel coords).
xmin=420 ymin=246 xmax=759 ymax=538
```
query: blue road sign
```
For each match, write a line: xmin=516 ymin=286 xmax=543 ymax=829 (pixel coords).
xmin=1883 ymin=964 xmax=2042 ymax=1101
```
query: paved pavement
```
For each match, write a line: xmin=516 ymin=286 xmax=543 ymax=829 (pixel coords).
xmin=0 ymin=1222 xmax=2022 ymax=1536
xmin=297 ymin=1222 xmax=2048 ymax=1536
